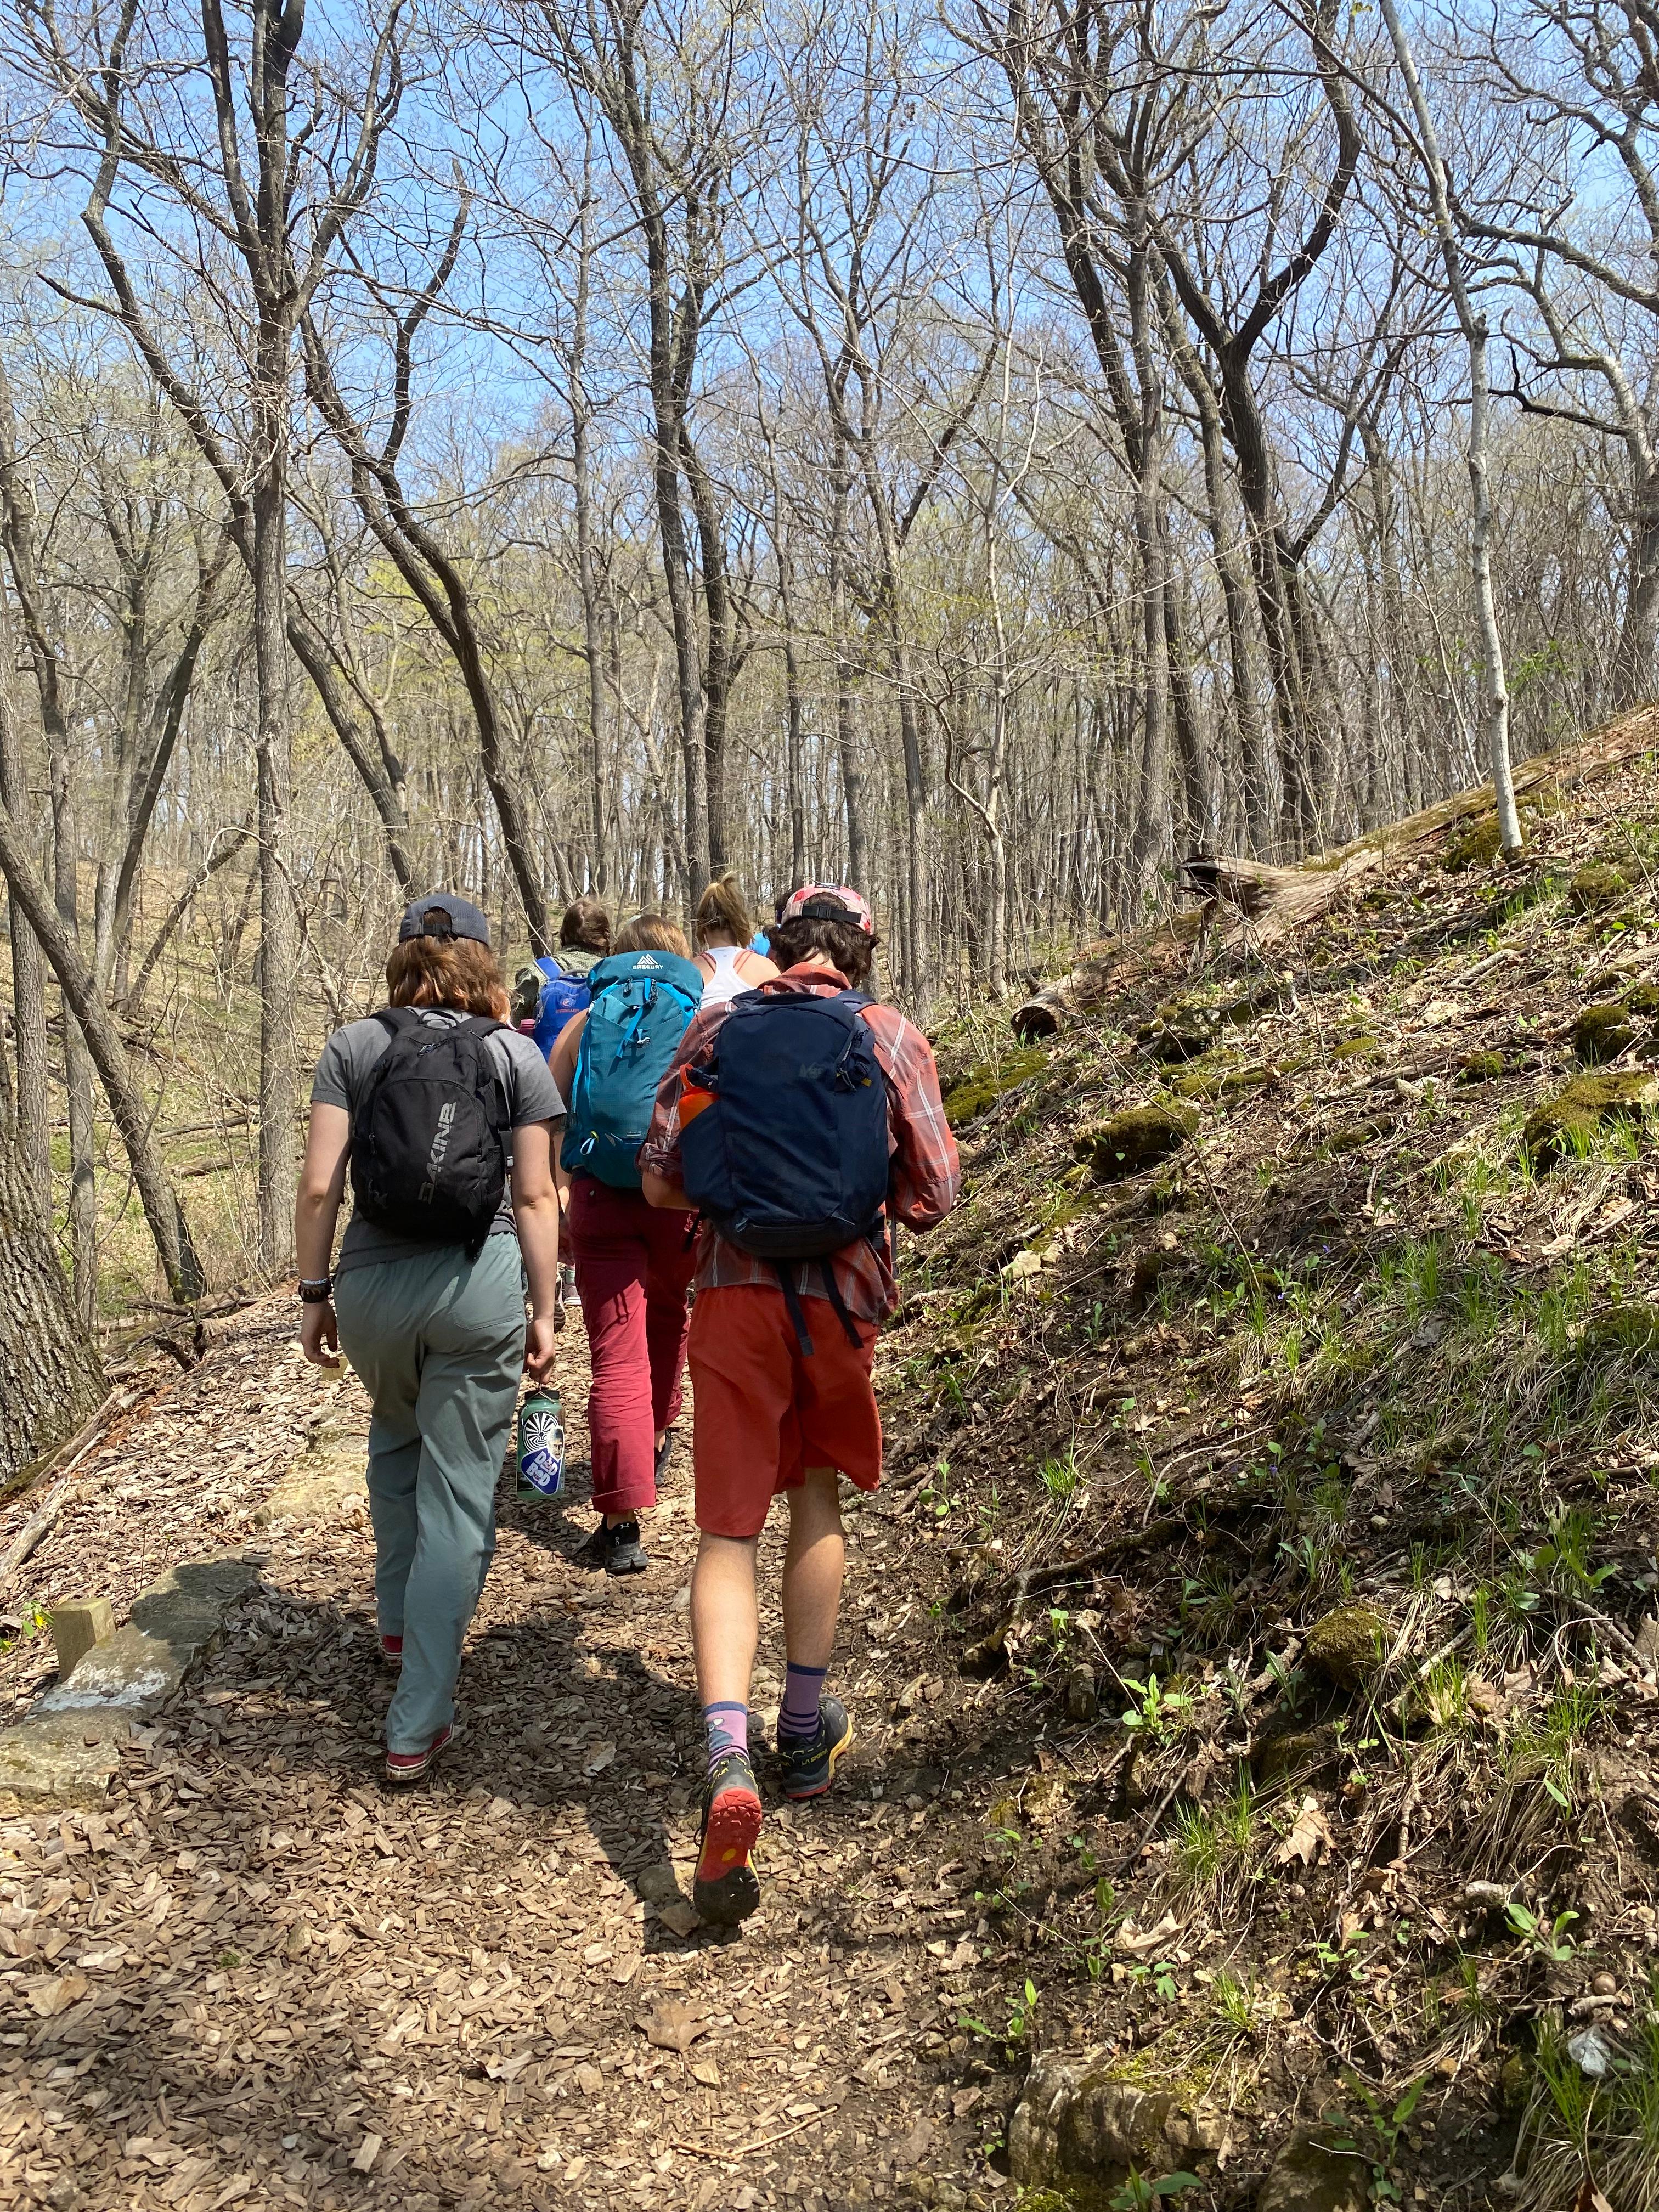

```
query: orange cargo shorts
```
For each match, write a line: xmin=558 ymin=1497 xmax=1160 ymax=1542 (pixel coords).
xmin=687 ymin=1283 xmax=882 ymax=1538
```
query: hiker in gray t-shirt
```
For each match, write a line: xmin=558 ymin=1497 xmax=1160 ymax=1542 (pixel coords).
xmin=295 ymin=893 xmax=564 ymax=1787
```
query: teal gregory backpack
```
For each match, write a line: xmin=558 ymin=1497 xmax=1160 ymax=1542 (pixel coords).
xmin=561 ymin=950 xmax=704 ymax=1187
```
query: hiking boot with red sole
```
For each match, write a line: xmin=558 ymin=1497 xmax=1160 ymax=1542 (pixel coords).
xmin=384 ymin=1724 xmax=452 ymax=1787
xmin=693 ymin=1749 xmax=763 ymax=1926
xmin=776 ymin=1695 xmax=853 ymax=1802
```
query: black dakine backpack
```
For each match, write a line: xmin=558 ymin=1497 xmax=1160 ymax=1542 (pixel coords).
xmin=349 ymin=1010 xmax=511 ymax=1257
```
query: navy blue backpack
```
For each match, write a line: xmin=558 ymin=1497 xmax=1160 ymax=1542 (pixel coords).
xmin=679 ymin=990 xmax=891 ymax=1350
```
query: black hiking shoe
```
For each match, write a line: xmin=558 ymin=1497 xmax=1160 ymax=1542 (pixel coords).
xmin=693 ymin=1750 xmax=763 ymax=1926
xmin=776 ymin=1695 xmax=854 ymax=1802
xmin=654 ymin=1429 xmax=676 ymax=1484
xmin=573 ymin=1519 xmax=649 ymax=1575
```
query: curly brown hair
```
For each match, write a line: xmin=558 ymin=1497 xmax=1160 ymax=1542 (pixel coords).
xmin=386 ymin=936 xmax=511 ymax=1020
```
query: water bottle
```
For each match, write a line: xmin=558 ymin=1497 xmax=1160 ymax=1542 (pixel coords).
xmin=516 ymin=1389 xmax=565 ymax=1502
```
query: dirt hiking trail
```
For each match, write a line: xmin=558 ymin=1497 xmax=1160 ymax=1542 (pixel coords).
xmin=0 ymin=1302 xmax=1003 ymax=2212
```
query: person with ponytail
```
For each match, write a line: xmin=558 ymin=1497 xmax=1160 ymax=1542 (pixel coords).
xmin=693 ymin=874 xmax=778 ymax=1008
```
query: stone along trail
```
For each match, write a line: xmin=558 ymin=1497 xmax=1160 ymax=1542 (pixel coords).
xmin=0 ymin=1299 xmax=1008 ymax=2212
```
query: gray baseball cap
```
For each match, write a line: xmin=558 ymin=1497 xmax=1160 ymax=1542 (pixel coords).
xmin=397 ymin=893 xmax=492 ymax=947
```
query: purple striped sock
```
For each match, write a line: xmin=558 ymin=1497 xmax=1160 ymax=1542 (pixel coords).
xmin=779 ymin=1663 xmax=827 ymax=1742
xmin=703 ymin=1702 xmax=748 ymax=1771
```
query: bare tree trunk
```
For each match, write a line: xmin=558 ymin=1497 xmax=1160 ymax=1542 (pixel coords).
xmin=0 ymin=791 xmax=204 ymax=1302
xmin=0 ymin=657 xmax=50 ymax=1224
xmin=1615 ymin=460 xmax=1659 ymax=710
xmin=49 ymin=755 xmax=97 ymax=1325
xmin=1128 ymin=224 xmax=1169 ymax=896
xmin=1379 ymin=0 xmax=1519 ymax=853
xmin=0 ymin=1121 xmax=103 ymax=1483
xmin=251 ymin=397 xmax=298 ymax=1276
xmin=828 ymin=441 xmax=867 ymax=891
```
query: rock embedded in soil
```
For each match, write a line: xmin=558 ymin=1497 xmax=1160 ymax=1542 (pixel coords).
xmin=1304 ymin=1604 xmax=1388 ymax=1691
xmin=1522 ymin=1070 xmax=1659 ymax=1169
xmin=942 ymin=1046 xmax=1050 ymax=1129
xmin=1008 ymin=2050 xmax=1226 ymax=2202
xmin=1441 ymin=816 xmax=1505 ymax=872
xmin=1257 ymin=2131 xmax=1369 ymax=2212
xmin=1572 ymin=1001 xmax=1642 ymax=1064
xmin=1567 ymin=860 xmax=1631 ymax=913
xmin=1075 ymin=1104 xmax=1197 ymax=1182
xmin=1063 ymin=1663 xmax=1098 ymax=1722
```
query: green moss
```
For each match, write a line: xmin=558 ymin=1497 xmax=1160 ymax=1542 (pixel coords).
xmin=1305 ymin=1604 xmax=1389 ymax=1690
xmin=1330 ymin=1034 xmax=1378 ymax=1060
xmin=943 ymin=1045 xmax=1049 ymax=1129
xmin=1523 ymin=1071 xmax=1659 ymax=1169
xmin=1170 ymin=1058 xmax=1273 ymax=1102
xmin=1074 ymin=1105 xmax=1197 ymax=1182
xmin=1622 ymin=981 xmax=1659 ymax=1017
xmin=1442 ymin=816 xmax=1504 ymax=872
xmin=1572 ymin=1002 xmax=1640 ymax=1064
xmin=1137 ymin=995 xmax=1226 ymax=1064
xmin=1578 ymin=1305 xmax=1659 ymax=1357
xmin=1328 ymin=1119 xmax=1389 ymax=1154
xmin=1567 ymin=861 xmax=1630 ymax=914
xmin=1456 ymin=1050 xmax=1507 ymax=1084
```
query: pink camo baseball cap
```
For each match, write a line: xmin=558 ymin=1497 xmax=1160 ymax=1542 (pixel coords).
xmin=781 ymin=884 xmax=876 ymax=935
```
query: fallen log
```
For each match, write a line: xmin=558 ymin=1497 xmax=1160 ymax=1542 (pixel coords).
xmin=1011 ymin=701 xmax=1659 ymax=1041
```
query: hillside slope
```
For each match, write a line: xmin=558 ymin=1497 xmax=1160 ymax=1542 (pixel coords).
xmin=871 ymin=722 xmax=1659 ymax=2207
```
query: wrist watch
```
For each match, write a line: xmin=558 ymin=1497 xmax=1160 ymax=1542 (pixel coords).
xmin=298 ymin=1277 xmax=334 ymax=1306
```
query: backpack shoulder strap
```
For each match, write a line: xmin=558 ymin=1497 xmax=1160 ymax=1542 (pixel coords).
xmin=373 ymin=1007 xmax=420 ymax=1037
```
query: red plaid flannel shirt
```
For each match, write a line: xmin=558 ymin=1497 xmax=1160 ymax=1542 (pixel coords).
xmin=638 ymin=965 xmax=962 ymax=1322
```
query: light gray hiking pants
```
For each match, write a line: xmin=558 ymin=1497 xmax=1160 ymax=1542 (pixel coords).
xmin=333 ymin=1237 xmax=526 ymax=1751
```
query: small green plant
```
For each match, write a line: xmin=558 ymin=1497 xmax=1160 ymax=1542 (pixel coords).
xmin=1505 ymin=1901 xmax=1579 ymax=1961
xmin=1119 ymin=1671 xmax=1194 ymax=1742
xmin=958 ymin=1977 xmax=1039 ymax=2055
xmin=919 ymin=1458 xmax=953 ymax=1520
xmin=1041 ymin=1449 xmax=1080 ymax=1502
xmin=1528 ymin=1503 xmax=1615 ymax=1599
xmin=217 ymin=1949 xmax=242 ymax=1970
xmin=1335 ymin=2072 xmax=1430 ymax=2203
xmin=1108 ymin=2175 xmax=1201 ymax=2209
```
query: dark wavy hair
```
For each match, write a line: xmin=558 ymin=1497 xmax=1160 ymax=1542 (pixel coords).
xmin=767 ymin=913 xmax=877 ymax=990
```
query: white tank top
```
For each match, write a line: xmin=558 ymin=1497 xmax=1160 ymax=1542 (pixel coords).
xmin=699 ymin=943 xmax=756 ymax=1007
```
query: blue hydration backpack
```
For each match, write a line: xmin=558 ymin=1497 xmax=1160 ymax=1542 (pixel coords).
xmin=679 ymin=991 xmax=891 ymax=1350
xmin=529 ymin=958 xmax=591 ymax=1057
xmin=561 ymin=950 xmax=703 ymax=1187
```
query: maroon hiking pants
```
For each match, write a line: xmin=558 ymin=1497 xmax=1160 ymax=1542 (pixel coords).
xmin=567 ymin=1176 xmax=697 ymax=1516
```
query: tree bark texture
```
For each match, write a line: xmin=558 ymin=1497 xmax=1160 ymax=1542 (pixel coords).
xmin=0 ymin=1127 xmax=103 ymax=1484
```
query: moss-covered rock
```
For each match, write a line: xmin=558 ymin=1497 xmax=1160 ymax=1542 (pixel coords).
xmin=1577 ymin=1305 xmax=1659 ymax=1357
xmin=1568 ymin=861 xmax=1630 ymax=914
xmin=1007 ymin=2051 xmax=1225 ymax=2205
xmin=943 ymin=1045 xmax=1049 ymax=1129
xmin=1327 ymin=1118 xmax=1391 ymax=1154
xmin=1572 ymin=1001 xmax=1641 ymax=1064
xmin=1522 ymin=1071 xmax=1659 ymax=1169
xmin=1622 ymin=981 xmax=1659 ymax=1017
xmin=1456 ymin=1049 xmax=1507 ymax=1084
xmin=1136 ymin=995 xmax=1226 ymax=1064
xmin=1330 ymin=1034 xmax=1378 ymax=1060
xmin=1170 ymin=1058 xmax=1273 ymax=1103
xmin=1075 ymin=1105 xmax=1197 ymax=1181
xmin=1305 ymin=1604 xmax=1388 ymax=1690
xmin=1442 ymin=816 xmax=1504 ymax=872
